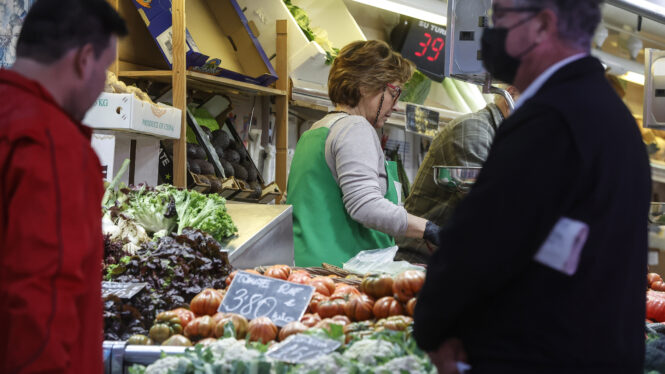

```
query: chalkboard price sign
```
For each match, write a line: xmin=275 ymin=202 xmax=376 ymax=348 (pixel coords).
xmin=218 ymin=271 xmax=315 ymax=327
xmin=102 ymin=281 xmax=147 ymax=299
xmin=266 ymin=334 xmax=341 ymax=363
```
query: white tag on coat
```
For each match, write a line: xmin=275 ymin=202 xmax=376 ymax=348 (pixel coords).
xmin=534 ymin=217 xmax=589 ymax=276
xmin=394 ymin=181 xmax=402 ymax=206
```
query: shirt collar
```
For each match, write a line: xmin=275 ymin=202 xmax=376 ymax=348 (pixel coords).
xmin=0 ymin=69 xmax=93 ymax=139
xmin=513 ymin=53 xmax=587 ymax=110
xmin=486 ymin=103 xmax=505 ymax=129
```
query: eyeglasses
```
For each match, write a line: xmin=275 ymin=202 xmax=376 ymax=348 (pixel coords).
xmin=386 ymin=83 xmax=402 ymax=104
xmin=488 ymin=5 xmax=542 ymax=27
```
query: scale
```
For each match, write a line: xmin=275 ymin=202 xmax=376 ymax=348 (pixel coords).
xmin=645 ymin=48 xmax=665 ymax=129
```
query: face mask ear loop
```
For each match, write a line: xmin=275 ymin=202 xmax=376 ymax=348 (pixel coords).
xmin=374 ymin=90 xmax=386 ymax=127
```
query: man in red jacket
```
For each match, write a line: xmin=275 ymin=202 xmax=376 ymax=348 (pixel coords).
xmin=0 ymin=1 xmax=126 ymax=372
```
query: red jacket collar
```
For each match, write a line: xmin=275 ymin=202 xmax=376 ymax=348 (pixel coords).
xmin=0 ymin=69 xmax=93 ymax=139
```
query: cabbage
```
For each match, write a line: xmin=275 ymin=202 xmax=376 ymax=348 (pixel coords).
xmin=124 ymin=186 xmax=177 ymax=235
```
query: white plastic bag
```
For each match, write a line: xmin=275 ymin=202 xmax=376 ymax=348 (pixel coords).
xmin=343 ymin=246 xmax=425 ymax=277
xmin=262 ymin=143 xmax=276 ymax=183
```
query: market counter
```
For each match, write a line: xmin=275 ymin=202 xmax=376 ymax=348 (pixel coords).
xmin=220 ymin=202 xmax=294 ymax=268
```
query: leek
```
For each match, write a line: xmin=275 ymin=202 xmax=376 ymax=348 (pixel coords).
xmin=442 ymin=78 xmax=471 ymax=113
xmin=452 ymin=79 xmax=486 ymax=112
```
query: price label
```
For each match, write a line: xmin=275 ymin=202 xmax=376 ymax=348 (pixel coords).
xmin=102 ymin=281 xmax=147 ymax=299
xmin=405 ymin=104 xmax=440 ymax=138
xmin=266 ymin=334 xmax=341 ymax=363
xmin=218 ymin=271 xmax=315 ymax=327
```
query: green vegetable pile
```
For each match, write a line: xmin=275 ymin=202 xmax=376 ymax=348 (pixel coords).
xmin=646 ymin=332 xmax=665 ymax=373
xmin=104 ymin=184 xmax=237 ymax=243
xmin=128 ymin=327 xmax=435 ymax=374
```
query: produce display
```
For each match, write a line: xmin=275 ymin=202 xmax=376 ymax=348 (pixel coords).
xmin=441 ymin=77 xmax=490 ymax=114
xmin=648 ymin=273 xmax=665 ymax=323
xmin=647 ymin=332 xmax=665 ymax=374
xmin=104 ymin=71 xmax=154 ymax=104
xmin=283 ymin=0 xmax=339 ymax=64
xmin=401 ymin=70 xmax=432 ymax=105
xmin=103 ymin=229 xmax=233 ymax=341
xmin=124 ymin=266 xmax=432 ymax=373
xmin=186 ymin=113 xmax=263 ymax=198
xmin=103 ymin=184 xmax=237 ymax=243
xmin=102 ymin=181 xmax=237 ymax=341
xmin=646 ymin=272 xmax=665 ymax=373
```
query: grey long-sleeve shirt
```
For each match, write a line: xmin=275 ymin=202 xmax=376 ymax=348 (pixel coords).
xmin=310 ymin=113 xmax=408 ymax=238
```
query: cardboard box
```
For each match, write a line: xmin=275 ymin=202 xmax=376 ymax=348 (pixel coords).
xmin=91 ymin=131 xmax=160 ymax=186
xmin=83 ymin=93 xmax=182 ymax=139
xmin=238 ymin=0 xmax=365 ymax=91
xmin=131 ymin=0 xmax=277 ymax=86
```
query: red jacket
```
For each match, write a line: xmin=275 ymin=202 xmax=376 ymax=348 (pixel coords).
xmin=0 ymin=69 xmax=104 ymax=373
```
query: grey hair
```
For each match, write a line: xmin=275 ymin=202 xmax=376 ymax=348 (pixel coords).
xmin=514 ymin=0 xmax=603 ymax=50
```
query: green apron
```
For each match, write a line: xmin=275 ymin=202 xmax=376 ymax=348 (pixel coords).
xmin=286 ymin=116 xmax=400 ymax=267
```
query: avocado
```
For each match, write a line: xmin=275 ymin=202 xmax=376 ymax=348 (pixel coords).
xmin=199 ymin=160 xmax=215 ymax=175
xmin=209 ymin=176 xmax=222 ymax=193
xmin=241 ymin=160 xmax=257 ymax=182
xmin=214 ymin=144 xmax=225 ymax=160
xmin=249 ymin=181 xmax=262 ymax=198
xmin=225 ymin=149 xmax=241 ymax=164
xmin=188 ymin=159 xmax=201 ymax=174
xmin=187 ymin=143 xmax=199 ymax=160
xmin=232 ymin=163 xmax=248 ymax=181
xmin=221 ymin=159 xmax=234 ymax=177
xmin=211 ymin=130 xmax=231 ymax=150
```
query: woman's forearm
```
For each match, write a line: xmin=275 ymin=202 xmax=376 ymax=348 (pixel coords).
xmin=404 ymin=214 xmax=428 ymax=239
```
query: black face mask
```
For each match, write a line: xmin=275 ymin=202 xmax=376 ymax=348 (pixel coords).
xmin=481 ymin=14 xmax=539 ymax=84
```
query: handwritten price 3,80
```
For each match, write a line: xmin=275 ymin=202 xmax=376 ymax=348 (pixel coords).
xmin=225 ymin=288 xmax=278 ymax=318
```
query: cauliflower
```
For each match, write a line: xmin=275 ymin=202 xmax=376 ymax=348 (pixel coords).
xmin=111 ymin=215 xmax=150 ymax=247
xmin=292 ymin=352 xmax=351 ymax=374
xmin=208 ymin=338 xmax=263 ymax=366
xmin=376 ymin=355 xmax=434 ymax=374
xmin=342 ymin=339 xmax=398 ymax=366
xmin=143 ymin=356 xmax=191 ymax=374
xmin=102 ymin=212 xmax=120 ymax=237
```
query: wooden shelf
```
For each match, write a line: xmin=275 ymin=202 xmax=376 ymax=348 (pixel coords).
xmin=118 ymin=70 xmax=287 ymax=97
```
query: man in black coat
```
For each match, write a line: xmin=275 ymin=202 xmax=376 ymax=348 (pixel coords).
xmin=413 ymin=0 xmax=652 ymax=373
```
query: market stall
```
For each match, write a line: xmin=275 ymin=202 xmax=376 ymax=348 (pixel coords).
xmin=1 ymin=0 xmax=661 ymax=372
xmin=103 ymin=265 xmax=431 ymax=373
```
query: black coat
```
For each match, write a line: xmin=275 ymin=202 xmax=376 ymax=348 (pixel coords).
xmin=414 ymin=56 xmax=651 ymax=373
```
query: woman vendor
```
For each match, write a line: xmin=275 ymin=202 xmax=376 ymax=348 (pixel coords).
xmin=286 ymin=40 xmax=440 ymax=267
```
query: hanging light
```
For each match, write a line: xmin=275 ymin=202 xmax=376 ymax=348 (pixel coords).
xmin=352 ymin=0 xmax=447 ymax=26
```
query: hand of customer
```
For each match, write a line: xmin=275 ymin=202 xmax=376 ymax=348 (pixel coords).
xmin=423 ymin=220 xmax=441 ymax=247
xmin=427 ymin=338 xmax=468 ymax=374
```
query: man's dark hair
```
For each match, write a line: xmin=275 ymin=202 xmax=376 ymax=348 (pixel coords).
xmin=16 ymin=0 xmax=128 ymax=63
xmin=515 ymin=0 xmax=603 ymax=50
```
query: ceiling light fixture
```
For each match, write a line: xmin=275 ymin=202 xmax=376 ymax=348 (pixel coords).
xmin=621 ymin=70 xmax=646 ymax=85
xmin=592 ymin=48 xmax=646 ymax=85
xmin=352 ymin=0 xmax=447 ymax=26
